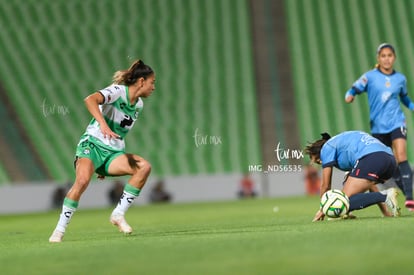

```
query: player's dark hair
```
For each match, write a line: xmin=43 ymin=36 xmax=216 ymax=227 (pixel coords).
xmin=113 ymin=59 xmax=154 ymax=85
xmin=376 ymin=43 xmax=395 ymax=55
xmin=304 ymin=133 xmax=331 ymax=158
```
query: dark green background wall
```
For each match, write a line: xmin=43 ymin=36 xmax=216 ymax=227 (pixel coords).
xmin=1 ymin=0 xmax=414 ymax=184
xmin=286 ymin=0 xmax=414 ymax=151
xmin=0 ymin=0 xmax=261 ymax=182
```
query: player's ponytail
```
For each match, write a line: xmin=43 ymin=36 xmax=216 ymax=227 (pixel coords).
xmin=113 ymin=59 xmax=154 ymax=85
xmin=304 ymin=133 xmax=331 ymax=160
xmin=320 ymin=132 xmax=331 ymax=140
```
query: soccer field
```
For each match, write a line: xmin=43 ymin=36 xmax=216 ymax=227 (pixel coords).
xmin=1 ymin=196 xmax=413 ymax=275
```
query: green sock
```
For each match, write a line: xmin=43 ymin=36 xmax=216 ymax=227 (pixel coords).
xmin=63 ymin=197 xmax=79 ymax=209
xmin=124 ymin=183 xmax=141 ymax=196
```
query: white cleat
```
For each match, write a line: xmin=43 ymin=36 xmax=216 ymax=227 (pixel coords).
xmin=384 ymin=188 xmax=401 ymax=217
xmin=110 ymin=215 xmax=132 ymax=234
xmin=49 ymin=230 xmax=64 ymax=243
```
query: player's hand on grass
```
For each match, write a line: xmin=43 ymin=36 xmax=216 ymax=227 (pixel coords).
xmin=377 ymin=202 xmax=393 ymax=217
xmin=381 ymin=209 xmax=393 ymax=217
xmin=312 ymin=209 xmax=325 ymax=222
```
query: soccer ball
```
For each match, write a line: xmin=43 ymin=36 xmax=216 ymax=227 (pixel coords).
xmin=320 ymin=189 xmax=350 ymax=218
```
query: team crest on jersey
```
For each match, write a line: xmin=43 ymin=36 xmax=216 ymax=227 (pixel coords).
xmin=385 ymin=77 xmax=391 ymax=88
xmin=83 ymin=148 xmax=90 ymax=155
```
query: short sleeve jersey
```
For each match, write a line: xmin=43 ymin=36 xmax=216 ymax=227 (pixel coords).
xmin=81 ymin=84 xmax=143 ymax=151
xmin=320 ymin=131 xmax=393 ymax=171
xmin=352 ymin=68 xmax=407 ymax=134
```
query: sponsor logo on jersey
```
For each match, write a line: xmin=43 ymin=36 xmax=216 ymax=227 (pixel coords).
xmin=120 ymin=115 xmax=133 ymax=128
xmin=381 ymin=91 xmax=391 ymax=102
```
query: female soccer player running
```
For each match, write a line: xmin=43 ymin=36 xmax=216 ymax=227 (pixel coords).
xmin=305 ymin=131 xmax=400 ymax=221
xmin=49 ymin=60 xmax=155 ymax=242
xmin=345 ymin=43 xmax=414 ymax=210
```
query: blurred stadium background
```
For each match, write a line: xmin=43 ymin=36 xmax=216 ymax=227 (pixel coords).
xmin=1 ymin=0 xmax=413 ymax=212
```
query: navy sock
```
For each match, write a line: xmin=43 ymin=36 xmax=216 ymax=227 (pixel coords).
xmin=392 ymin=168 xmax=406 ymax=195
xmin=349 ymin=192 xmax=386 ymax=212
xmin=399 ymin=161 xmax=413 ymax=200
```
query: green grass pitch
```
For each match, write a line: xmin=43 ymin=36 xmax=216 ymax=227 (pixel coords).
xmin=1 ymin=195 xmax=413 ymax=275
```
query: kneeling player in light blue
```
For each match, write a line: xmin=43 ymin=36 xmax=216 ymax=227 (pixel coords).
xmin=305 ymin=131 xmax=400 ymax=221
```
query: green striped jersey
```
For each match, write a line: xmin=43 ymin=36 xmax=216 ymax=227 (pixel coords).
xmin=81 ymin=84 xmax=143 ymax=151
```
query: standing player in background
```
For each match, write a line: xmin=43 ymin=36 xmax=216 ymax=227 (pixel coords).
xmin=49 ymin=60 xmax=156 ymax=242
xmin=345 ymin=43 xmax=414 ymax=211
xmin=305 ymin=131 xmax=400 ymax=221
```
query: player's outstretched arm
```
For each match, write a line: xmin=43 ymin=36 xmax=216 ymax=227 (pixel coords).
xmin=345 ymin=88 xmax=356 ymax=103
xmin=400 ymin=94 xmax=414 ymax=111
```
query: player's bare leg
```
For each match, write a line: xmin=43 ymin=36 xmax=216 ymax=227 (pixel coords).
xmin=49 ymin=158 xmax=94 ymax=242
xmin=108 ymin=154 xmax=151 ymax=234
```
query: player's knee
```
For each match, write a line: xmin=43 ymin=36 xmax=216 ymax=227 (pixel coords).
xmin=139 ymin=159 xmax=152 ymax=176
xmin=126 ymin=154 xmax=151 ymax=176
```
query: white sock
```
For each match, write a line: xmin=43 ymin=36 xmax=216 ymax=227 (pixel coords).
xmin=111 ymin=191 xmax=137 ymax=216
xmin=55 ymin=205 xmax=76 ymax=233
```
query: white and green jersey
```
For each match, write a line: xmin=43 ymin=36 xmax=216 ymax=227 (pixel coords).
xmin=80 ymin=84 xmax=143 ymax=151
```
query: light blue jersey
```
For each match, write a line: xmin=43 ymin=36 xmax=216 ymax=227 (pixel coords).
xmin=320 ymin=131 xmax=393 ymax=171
xmin=345 ymin=68 xmax=414 ymax=134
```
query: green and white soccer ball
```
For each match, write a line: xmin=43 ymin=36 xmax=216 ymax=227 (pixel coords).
xmin=320 ymin=189 xmax=350 ymax=218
